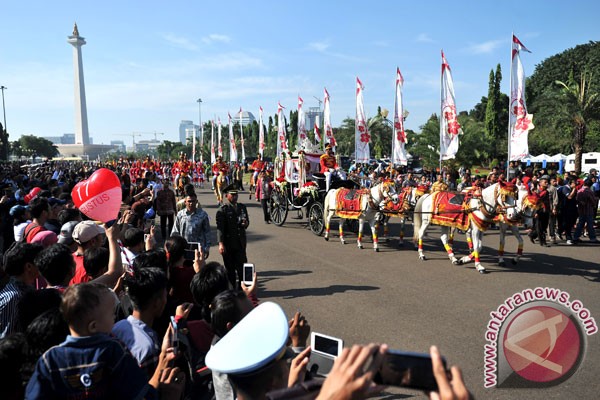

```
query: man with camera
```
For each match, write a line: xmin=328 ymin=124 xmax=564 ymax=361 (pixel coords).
xmin=216 ymin=184 xmax=249 ymax=287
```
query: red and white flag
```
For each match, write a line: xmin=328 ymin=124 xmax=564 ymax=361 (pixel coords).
xmin=217 ymin=118 xmax=223 ymax=157
xmin=393 ymin=67 xmax=408 ymax=166
xmin=239 ymin=107 xmax=246 ymax=161
xmin=314 ymin=123 xmax=321 ymax=144
xmin=509 ymin=34 xmax=534 ymax=161
xmin=258 ymin=106 xmax=265 ymax=157
xmin=228 ymin=112 xmax=237 ymax=162
xmin=355 ymin=77 xmax=370 ymax=164
xmin=323 ymin=88 xmax=337 ymax=149
xmin=210 ymin=120 xmax=215 ymax=164
xmin=297 ymin=96 xmax=308 ymax=149
xmin=277 ymin=102 xmax=288 ymax=158
xmin=440 ymin=51 xmax=462 ymax=161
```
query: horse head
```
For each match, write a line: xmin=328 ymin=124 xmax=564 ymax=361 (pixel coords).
xmin=373 ymin=179 xmax=398 ymax=205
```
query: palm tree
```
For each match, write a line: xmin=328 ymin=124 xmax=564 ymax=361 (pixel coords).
xmin=555 ymin=71 xmax=600 ymax=174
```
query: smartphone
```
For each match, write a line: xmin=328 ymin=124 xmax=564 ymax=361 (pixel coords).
xmin=144 ymin=234 xmax=149 ymax=242
xmin=310 ymin=332 xmax=343 ymax=358
xmin=170 ymin=316 xmax=179 ymax=351
xmin=374 ymin=350 xmax=446 ymax=391
xmin=185 ymin=242 xmax=200 ymax=260
xmin=242 ymin=263 xmax=255 ymax=286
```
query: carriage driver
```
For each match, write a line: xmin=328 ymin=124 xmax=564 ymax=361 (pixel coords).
xmin=320 ymin=144 xmax=345 ymax=192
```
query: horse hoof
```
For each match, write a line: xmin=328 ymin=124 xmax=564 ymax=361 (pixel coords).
xmin=479 ymin=269 xmax=488 ymax=274
xmin=499 ymin=261 xmax=506 ymax=267
xmin=419 ymin=255 xmax=426 ymax=261
xmin=358 ymin=245 xmax=363 ymax=249
xmin=324 ymin=237 xmax=329 ymax=242
xmin=511 ymin=259 xmax=517 ymax=265
xmin=374 ymin=248 xmax=379 ymax=252
xmin=340 ymin=240 xmax=345 ymax=245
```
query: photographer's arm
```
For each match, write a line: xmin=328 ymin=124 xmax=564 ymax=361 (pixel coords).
xmin=93 ymin=223 xmax=124 ymax=287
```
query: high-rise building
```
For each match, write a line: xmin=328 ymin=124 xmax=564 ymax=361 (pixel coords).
xmin=179 ymin=120 xmax=198 ymax=144
xmin=305 ymin=107 xmax=323 ymax=132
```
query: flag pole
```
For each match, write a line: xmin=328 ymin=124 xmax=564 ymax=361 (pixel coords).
xmin=507 ymin=32 xmax=513 ymax=174
xmin=439 ymin=50 xmax=443 ymax=175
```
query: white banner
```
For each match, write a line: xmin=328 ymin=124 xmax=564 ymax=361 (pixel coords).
xmin=440 ymin=51 xmax=462 ymax=161
xmin=509 ymin=35 xmax=534 ymax=161
xmin=314 ymin=122 xmax=321 ymax=144
xmin=258 ymin=106 xmax=265 ymax=158
xmin=192 ymin=126 xmax=196 ymax=163
xmin=393 ymin=67 xmax=408 ymax=166
xmin=239 ymin=107 xmax=246 ymax=161
xmin=217 ymin=118 xmax=223 ymax=157
xmin=210 ymin=120 xmax=215 ymax=163
xmin=355 ymin=77 xmax=370 ymax=164
xmin=277 ymin=102 xmax=288 ymax=158
xmin=323 ymin=88 xmax=337 ymax=150
xmin=298 ymin=96 xmax=308 ymax=150
xmin=228 ymin=112 xmax=237 ymax=163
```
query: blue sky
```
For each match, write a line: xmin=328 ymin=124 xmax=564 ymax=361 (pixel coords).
xmin=1 ymin=0 xmax=599 ymax=146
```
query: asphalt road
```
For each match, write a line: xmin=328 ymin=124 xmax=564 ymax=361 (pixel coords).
xmin=194 ymin=185 xmax=599 ymax=399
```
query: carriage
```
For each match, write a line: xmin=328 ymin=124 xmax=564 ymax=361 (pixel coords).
xmin=269 ymin=152 xmax=359 ymax=235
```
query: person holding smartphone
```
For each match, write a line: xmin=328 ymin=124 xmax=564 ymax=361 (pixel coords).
xmin=171 ymin=192 xmax=211 ymax=258
xmin=216 ymin=184 xmax=249 ymax=287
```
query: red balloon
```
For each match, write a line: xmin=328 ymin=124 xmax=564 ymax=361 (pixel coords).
xmin=71 ymin=168 xmax=122 ymax=222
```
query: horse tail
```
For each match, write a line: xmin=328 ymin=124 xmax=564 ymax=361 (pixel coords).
xmin=323 ymin=189 xmax=333 ymax=220
xmin=413 ymin=195 xmax=424 ymax=242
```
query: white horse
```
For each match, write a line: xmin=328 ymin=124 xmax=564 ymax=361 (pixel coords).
xmin=413 ymin=182 xmax=518 ymax=273
xmin=460 ymin=185 xmax=540 ymax=267
xmin=323 ymin=180 xmax=399 ymax=251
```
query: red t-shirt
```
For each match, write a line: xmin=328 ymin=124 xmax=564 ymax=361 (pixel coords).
xmin=70 ymin=253 xmax=92 ymax=285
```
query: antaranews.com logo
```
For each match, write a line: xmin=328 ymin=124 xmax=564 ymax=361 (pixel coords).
xmin=484 ymin=287 xmax=597 ymax=388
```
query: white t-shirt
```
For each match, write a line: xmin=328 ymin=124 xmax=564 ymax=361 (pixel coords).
xmin=14 ymin=221 xmax=31 ymax=242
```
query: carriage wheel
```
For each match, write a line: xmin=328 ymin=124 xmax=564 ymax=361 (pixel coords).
xmin=270 ymin=191 xmax=288 ymax=226
xmin=308 ymin=202 xmax=325 ymax=236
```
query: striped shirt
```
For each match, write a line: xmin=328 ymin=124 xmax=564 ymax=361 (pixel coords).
xmin=0 ymin=277 xmax=31 ymax=338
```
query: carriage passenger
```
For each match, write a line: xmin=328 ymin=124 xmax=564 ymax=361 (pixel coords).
xmin=320 ymin=144 xmax=344 ymax=192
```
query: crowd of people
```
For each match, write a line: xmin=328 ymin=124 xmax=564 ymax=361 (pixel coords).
xmin=1 ymin=153 xmax=598 ymax=399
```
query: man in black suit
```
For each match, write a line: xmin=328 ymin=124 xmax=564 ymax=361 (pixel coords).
xmin=216 ymin=184 xmax=249 ymax=287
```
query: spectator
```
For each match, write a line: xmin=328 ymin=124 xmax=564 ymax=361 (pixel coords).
xmin=31 ymin=231 xmax=58 ymax=248
xmin=70 ymin=221 xmax=105 ymax=284
xmin=568 ymin=179 xmax=599 ymax=244
xmin=23 ymin=197 xmax=49 ymax=243
xmin=25 ymin=282 xmax=184 ymax=399
xmin=0 ymin=243 xmax=44 ymax=338
xmin=112 ymin=268 xmax=168 ymax=377
xmin=44 ymin=198 xmax=66 ymax=234
xmin=10 ymin=205 xmax=31 ymax=242
xmin=154 ymin=179 xmax=177 ymax=240
xmin=171 ymin=193 xmax=211 ymax=257
xmin=255 ymin=170 xmax=273 ymax=224
xmin=57 ymin=220 xmax=79 ymax=253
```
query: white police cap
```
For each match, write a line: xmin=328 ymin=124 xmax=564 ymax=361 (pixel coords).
xmin=205 ymin=302 xmax=290 ymax=375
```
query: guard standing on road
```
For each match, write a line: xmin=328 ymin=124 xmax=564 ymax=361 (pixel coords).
xmin=216 ymin=184 xmax=249 ymax=287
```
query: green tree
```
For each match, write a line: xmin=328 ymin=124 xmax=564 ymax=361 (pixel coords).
xmin=485 ymin=64 xmax=504 ymax=160
xmin=550 ymin=71 xmax=600 ymax=173
xmin=19 ymin=135 xmax=58 ymax=158
xmin=0 ymin=122 xmax=8 ymax=161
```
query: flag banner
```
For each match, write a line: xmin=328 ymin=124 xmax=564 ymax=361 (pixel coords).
xmin=440 ymin=51 xmax=462 ymax=161
xmin=192 ymin=126 xmax=196 ymax=163
xmin=210 ymin=120 xmax=216 ymax=163
xmin=393 ymin=67 xmax=408 ymax=166
xmin=228 ymin=112 xmax=237 ymax=162
xmin=239 ymin=107 xmax=246 ymax=161
xmin=509 ymin=34 xmax=534 ymax=161
xmin=258 ymin=106 xmax=265 ymax=157
xmin=323 ymin=88 xmax=337 ymax=150
xmin=277 ymin=102 xmax=288 ymax=158
xmin=298 ymin=96 xmax=308 ymax=150
xmin=314 ymin=122 xmax=321 ymax=144
xmin=217 ymin=118 xmax=223 ymax=157
xmin=355 ymin=77 xmax=370 ymax=164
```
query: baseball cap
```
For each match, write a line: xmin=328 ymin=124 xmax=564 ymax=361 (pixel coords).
xmin=9 ymin=204 xmax=29 ymax=217
xmin=205 ymin=302 xmax=292 ymax=375
xmin=31 ymin=231 xmax=58 ymax=247
xmin=72 ymin=221 xmax=105 ymax=244
xmin=58 ymin=221 xmax=79 ymax=245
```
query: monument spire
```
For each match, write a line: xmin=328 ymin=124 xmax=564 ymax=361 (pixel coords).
xmin=67 ymin=23 xmax=89 ymax=145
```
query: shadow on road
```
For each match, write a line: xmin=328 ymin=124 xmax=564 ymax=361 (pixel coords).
xmin=261 ymin=284 xmax=379 ymax=299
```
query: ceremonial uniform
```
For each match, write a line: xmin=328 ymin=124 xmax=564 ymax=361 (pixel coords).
xmin=216 ymin=187 xmax=249 ymax=287
xmin=320 ymin=145 xmax=341 ymax=192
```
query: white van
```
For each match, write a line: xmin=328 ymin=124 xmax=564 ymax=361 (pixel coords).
xmin=565 ymin=152 xmax=600 ymax=174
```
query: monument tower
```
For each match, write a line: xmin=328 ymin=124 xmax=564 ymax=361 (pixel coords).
xmin=67 ymin=23 xmax=90 ymax=145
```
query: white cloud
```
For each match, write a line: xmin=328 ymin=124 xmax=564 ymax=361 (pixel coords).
xmin=416 ymin=33 xmax=434 ymax=43
xmin=202 ymin=34 xmax=231 ymax=44
xmin=466 ymin=39 xmax=504 ymax=54
xmin=162 ymin=33 xmax=198 ymax=51
xmin=307 ymin=41 xmax=330 ymax=52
